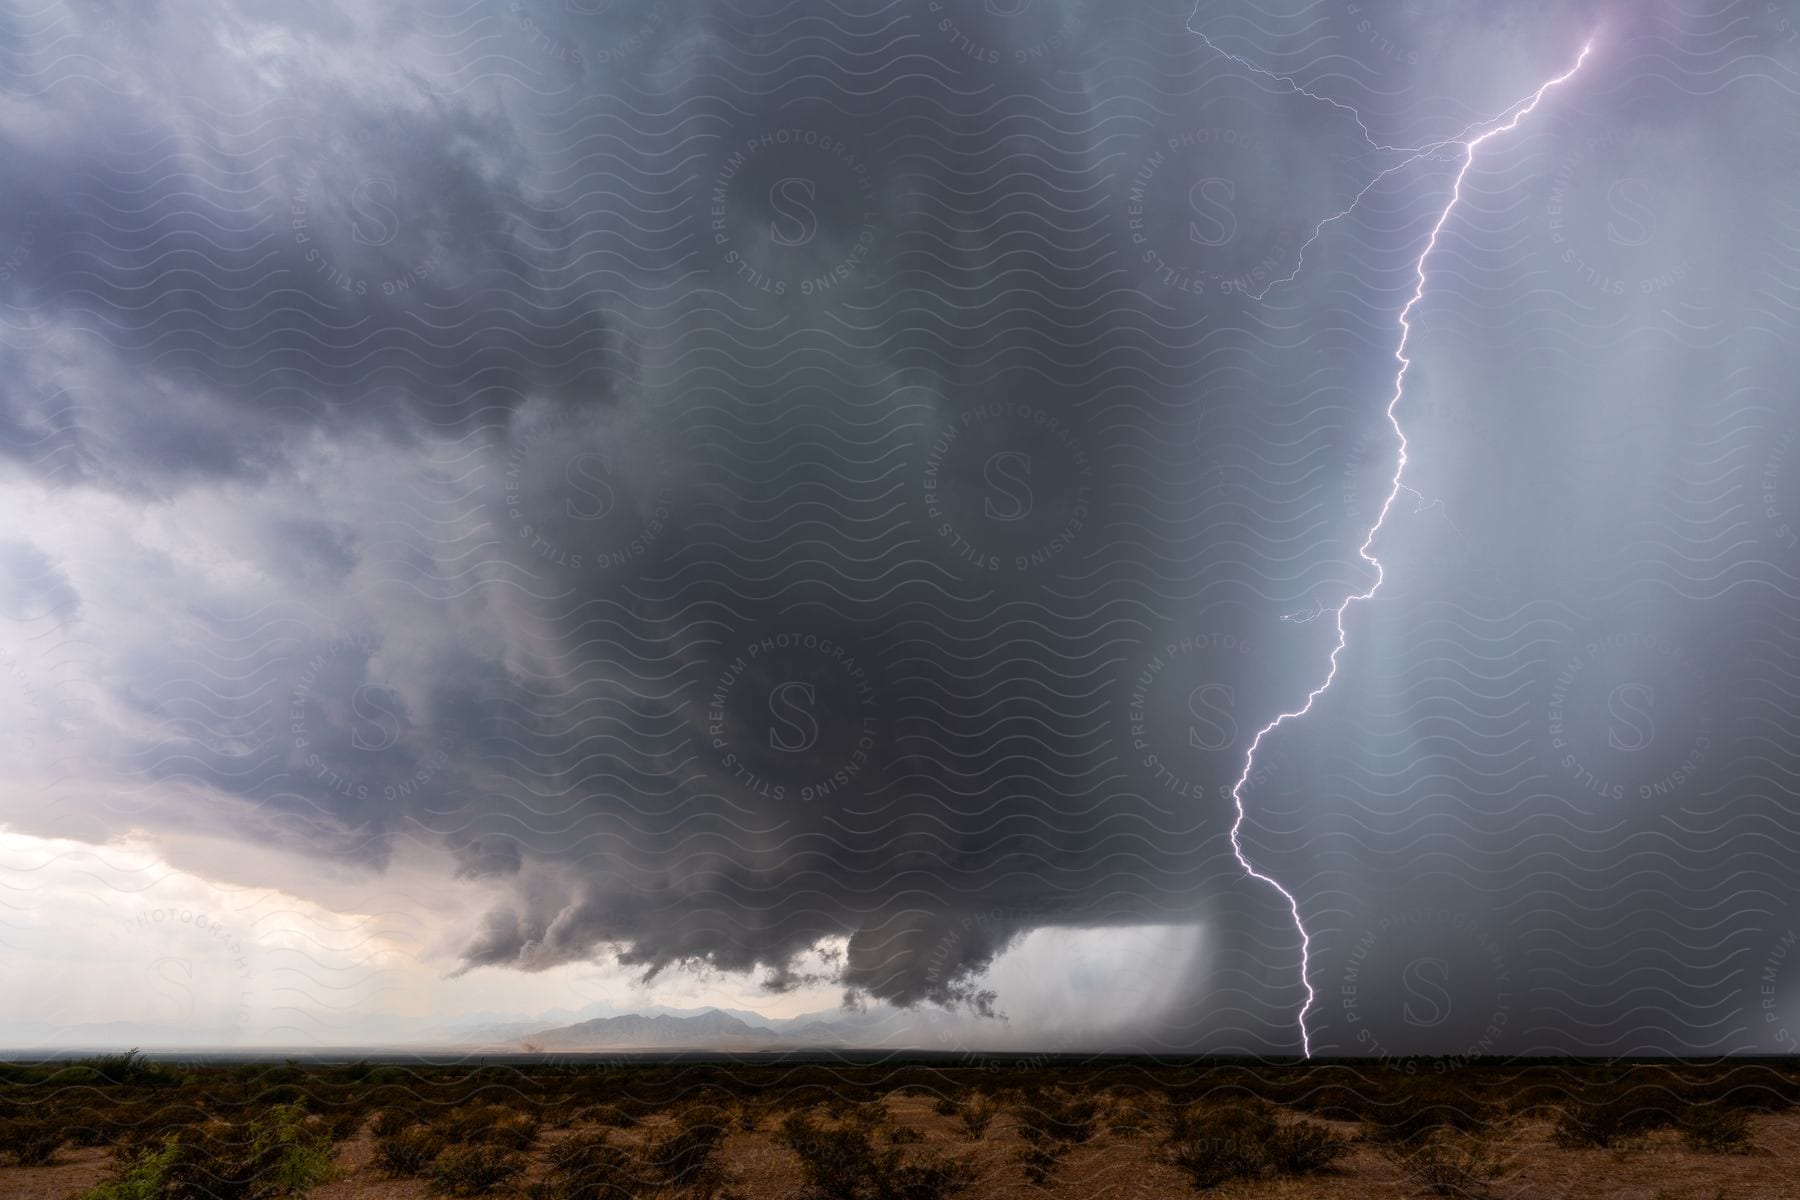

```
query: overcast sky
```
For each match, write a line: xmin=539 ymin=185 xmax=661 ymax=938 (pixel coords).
xmin=0 ymin=0 xmax=1798 ymax=1056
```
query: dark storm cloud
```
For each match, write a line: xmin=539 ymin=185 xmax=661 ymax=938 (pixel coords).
xmin=1 ymin=0 xmax=1798 ymax=1054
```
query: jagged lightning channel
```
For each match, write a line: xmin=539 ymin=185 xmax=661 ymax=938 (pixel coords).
xmin=1222 ymin=39 xmax=1596 ymax=1058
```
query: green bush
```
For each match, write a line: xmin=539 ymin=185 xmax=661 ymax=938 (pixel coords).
xmin=427 ymin=1145 xmax=527 ymax=1196
xmin=78 ymin=1105 xmax=335 ymax=1200
xmin=79 ymin=1140 xmax=182 ymax=1200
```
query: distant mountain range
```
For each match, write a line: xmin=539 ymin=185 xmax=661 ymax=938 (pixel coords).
xmin=522 ymin=1009 xmax=773 ymax=1050
xmin=0 ymin=1001 xmax=982 ymax=1053
xmin=511 ymin=1004 xmax=904 ymax=1050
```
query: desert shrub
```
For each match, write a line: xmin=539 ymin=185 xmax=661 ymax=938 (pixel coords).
xmin=63 ymin=1107 xmax=117 ymax=1148
xmin=253 ymin=1084 xmax=309 ymax=1109
xmin=374 ymin=1125 xmax=446 ymax=1176
xmin=1107 ymin=1100 xmax=1157 ymax=1140
xmin=311 ymin=1109 xmax=364 ymax=1142
xmin=529 ymin=1132 xmax=637 ymax=1200
xmin=846 ymin=1100 xmax=890 ymax=1131
xmin=434 ymin=1103 xmax=538 ymax=1148
xmin=882 ymin=1154 xmax=977 ymax=1200
xmin=1007 ymin=1089 xmax=1097 ymax=1187
xmin=1164 ymin=1100 xmax=1346 ymax=1191
xmin=574 ymin=1103 xmax=635 ymax=1128
xmin=102 ymin=1102 xmax=206 ymax=1151
xmin=1361 ymin=1086 xmax=1497 ymax=1146
xmin=86 ymin=1105 xmax=337 ymax=1200
xmin=428 ymin=1145 xmax=527 ymax=1196
xmin=733 ymin=1102 xmax=763 ymax=1132
xmin=1015 ymin=1141 xmax=1067 ymax=1186
xmin=1264 ymin=1120 xmax=1350 ymax=1174
xmin=639 ymin=1105 xmax=731 ymax=1196
xmin=1013 ymin=1090 xmax=1098 ymax=1147
xmin=0 ymin=1115 xmax=67 ymax=1165
xmin=887 ymin=1125 xmax=925 ymax=1144
xmin=370 ymin=1106 xmax=423 ymax=1138
xmin=1679 ymin=1106 xmax=1755 ymax=1154
xmin=544 ymin=1129 xmax=629 ymax=1175
xmin=539 ymin=1100 xmax=583 ymax=1130
xmin=779 ymin=1111 xmax=974 ymax=1200
xmin=932 ymin=1095 xmax=960 ymax=1117
xmin=79 ymin=1139 xmax=182 ymax=1200
xmin=80 ymin=1049 xmax=185 ymax=1088
xmin=1383 ymin=1131 xmax=1515 ymax=1199
xmin=781 ymin=1112 xmax=880 ymax=1200
xmin=486 ymin=1112 xmax=540 ymax=1150
xmin=957 ymin=1096 xmax=997 ymax=1140
xmin=1159 ymin=1129 xmax=1260 ymax=1194
xmin=1551 ymin=1090 xmax=1668 ymax=1149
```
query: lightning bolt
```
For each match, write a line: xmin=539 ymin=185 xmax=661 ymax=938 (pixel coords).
xmin=1200 ymin=32 xmax=1598 ymax=1057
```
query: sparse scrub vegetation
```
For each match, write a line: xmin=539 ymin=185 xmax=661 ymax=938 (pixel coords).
xmin=527 ymin=1130 xmax=637 ymax=1200
xmin=79 ymin=1104 xmax=336 ymax=1200
xmin=1164 ymin=1099 xmax=1349 ymax=1191
xmin=1383 ymin=1128 xmax=1517 ymax=1198
xmin=779 ymin=1109 xmax=974 ymax=1200
xmin=0 ymin=1115 xmax=66 ymax=1165
xmin=428 ymin=1144 xmax=527 ymax=1196
xmin=374 ymin=1124 xmax=446 ymax=1176
xmin=638 ymin=1104 xmax=734 ymax=1197
xmin=1678 ymin=1105 xmax=1756 ymax=1154
xmin=957 ymin=1095 xmax=998 ymax=1140
xmin=0 ymin=1054 xmax=1786 ymax=1200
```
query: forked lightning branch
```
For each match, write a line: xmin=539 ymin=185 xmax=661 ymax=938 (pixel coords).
xmin=1183 ymin=10 xmax=1597 ymax=1057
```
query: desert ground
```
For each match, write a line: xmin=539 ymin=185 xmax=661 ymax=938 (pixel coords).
xmin=2 ymin=1054 xmax=1796 ymax=1199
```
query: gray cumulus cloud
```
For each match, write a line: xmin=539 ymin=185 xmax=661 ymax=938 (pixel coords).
xmin=0 ymin=0 xmax=1797 ymax=1055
